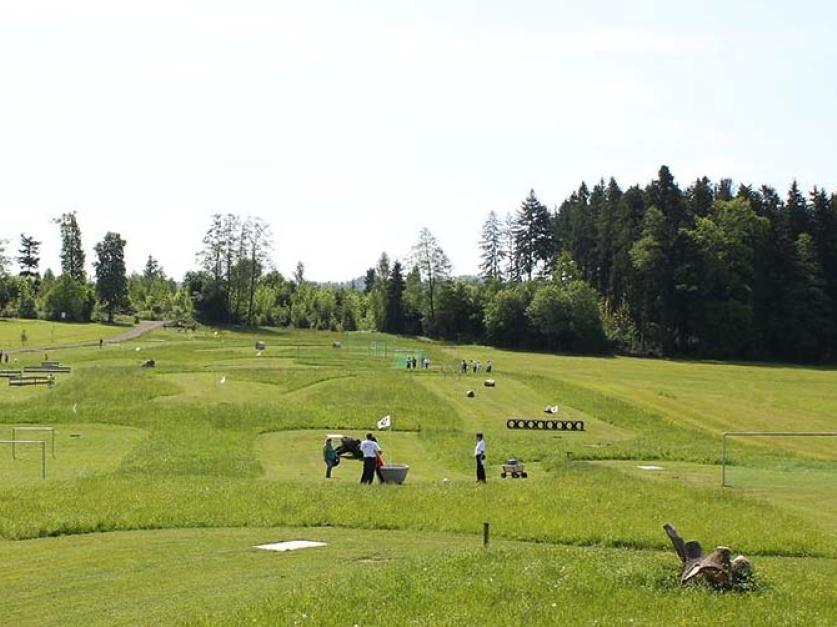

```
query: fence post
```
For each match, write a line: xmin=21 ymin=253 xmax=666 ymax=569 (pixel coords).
xmin=483 ymin=522 xmax=490 ymax=548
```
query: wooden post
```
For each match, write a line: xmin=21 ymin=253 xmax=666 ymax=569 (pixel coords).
xmin=483 ymin=522 xmax=490 ymax=548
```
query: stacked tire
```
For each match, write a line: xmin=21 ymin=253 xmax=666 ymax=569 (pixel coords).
xmin=506 ymin=418 xmax=584 ymax=431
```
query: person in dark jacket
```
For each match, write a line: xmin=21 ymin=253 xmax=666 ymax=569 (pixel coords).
xmin=323 ymin=437 xmax=340 ymax=478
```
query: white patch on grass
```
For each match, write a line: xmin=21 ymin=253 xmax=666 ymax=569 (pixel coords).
xmin=72 ymin=402 xmax=78 ymax=415
xmin=219 ymin=376 xmax=226 ymax=385
xmin=254 ymin=540 xmax=327 ymax=552
xmin=637 ymin=465 xmax=664 ymax=471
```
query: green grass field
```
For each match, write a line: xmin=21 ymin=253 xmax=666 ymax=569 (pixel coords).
xmin=0 ymin=318 xmax=129 ymax=350
xmin=0 ymin=323 xmax=834 ymax=625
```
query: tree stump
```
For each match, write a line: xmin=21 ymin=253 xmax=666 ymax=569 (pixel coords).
xmin=663 ymin=523 xmax=752 ymax=590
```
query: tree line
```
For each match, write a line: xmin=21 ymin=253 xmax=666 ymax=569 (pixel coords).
xmin=0 ymin=212 xmax=186 ymax=325
xmin=2 ymin=165 xmax=835 ymax=362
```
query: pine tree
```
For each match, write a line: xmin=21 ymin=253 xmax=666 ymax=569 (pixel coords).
xmin=402 ymin=264 xmax=424 ymax=335
xmin=810 ymin=189 xmax=837 ymax=338
xmin=479 ymin=211 xmax=505 ymax=281
xmin=597 ymin=178 xmax=622 ymax=299
xmin=17 ymin=234 xmax=41 ymax=280
xmin=788 ymin=233 xmax=835 ymax=360
xmin=513 ymin=190 xmax=552 ymax=280
xmin=54 ymin=211 xmax=86 ymax=281
xmin=384 ymin=261 xmax=405 ymax=333
xmin=564 ymin=183 xmax=593 ymax=280
xmin=94 ymin=232 xmax=129 ymax=323
xmin=143 ymin=255 xmax=164 ymax=281
xmin=687 ymin=177 xmax=714 ymax=218
xmin=363 ymin=268 xmax=375 ymax=294
xmin=609 ymin=185 xmax=644 ymax=310
xmin=785 ymin=180 xmax=810 ymax=239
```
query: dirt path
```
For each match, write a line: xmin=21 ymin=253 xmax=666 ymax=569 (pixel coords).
xmin=5 ymin=320 xmax=167 ymax=355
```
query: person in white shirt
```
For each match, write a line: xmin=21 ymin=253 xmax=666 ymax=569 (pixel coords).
xmin=359 ymin=433 xmax=382 ymax=484
xmin=474 ymin=432 xmax=486 ymax=483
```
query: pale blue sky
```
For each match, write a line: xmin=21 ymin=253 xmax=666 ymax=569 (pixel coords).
xmin=1 ymin=1 xmax=835 ymax=280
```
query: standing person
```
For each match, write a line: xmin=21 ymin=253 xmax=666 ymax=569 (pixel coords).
xmin=99 ymin=338 xmax=103 ymax=349
xmin=371 ymin=436 xmax=386 ymax=483
xmin=359 ymin=433 xmax=381 ymax=484
xmin=323 ymin=437 xmax=340 ymax=479
xmin=486 ymin=360 xmax=493 ymax=373
xmin=474 ymin=432 xmax=487 ymax=483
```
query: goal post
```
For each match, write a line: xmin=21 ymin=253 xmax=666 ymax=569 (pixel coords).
xmin=721 ymin=431 xmax=837 ymax=487
xmin=11 ymin=426 xmax=55 ymax=458
xmin=1 ymin=439 xmax=47 ymax=479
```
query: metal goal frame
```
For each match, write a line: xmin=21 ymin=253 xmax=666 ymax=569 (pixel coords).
xmin=11 ymin=426 xmax=55 ymax=459
xmin=1 ymin=439 xmax=47 ymax=479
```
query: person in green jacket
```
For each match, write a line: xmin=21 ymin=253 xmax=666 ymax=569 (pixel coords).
xmin=323 ymin=437 xmax=340 ymax=479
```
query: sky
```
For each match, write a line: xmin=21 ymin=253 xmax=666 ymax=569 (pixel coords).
xmin=1 ymin=0 xmax=836 ymax=282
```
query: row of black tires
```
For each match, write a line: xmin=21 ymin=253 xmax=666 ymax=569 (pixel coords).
xmin=506 ymin=418 xmax=585 ymax=431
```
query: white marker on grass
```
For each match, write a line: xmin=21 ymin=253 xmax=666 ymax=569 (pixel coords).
xmin=254 ymin=540 xmax=327 ymax=552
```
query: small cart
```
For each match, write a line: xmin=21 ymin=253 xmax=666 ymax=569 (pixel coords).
xmin=500 ymin=458 xmax=528 ymax=479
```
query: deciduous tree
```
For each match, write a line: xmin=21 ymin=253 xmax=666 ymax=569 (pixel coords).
xmin=411 ymin=228 xmax=451 ymax=328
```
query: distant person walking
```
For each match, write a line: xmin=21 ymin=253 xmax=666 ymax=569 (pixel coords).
xmin=323 ymin=437 xmax=340 ymax=479
xmin=474 ymin=432 xmax=487 ymax=483
xmin=359 ymin=433 xmax=382 ymax=484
